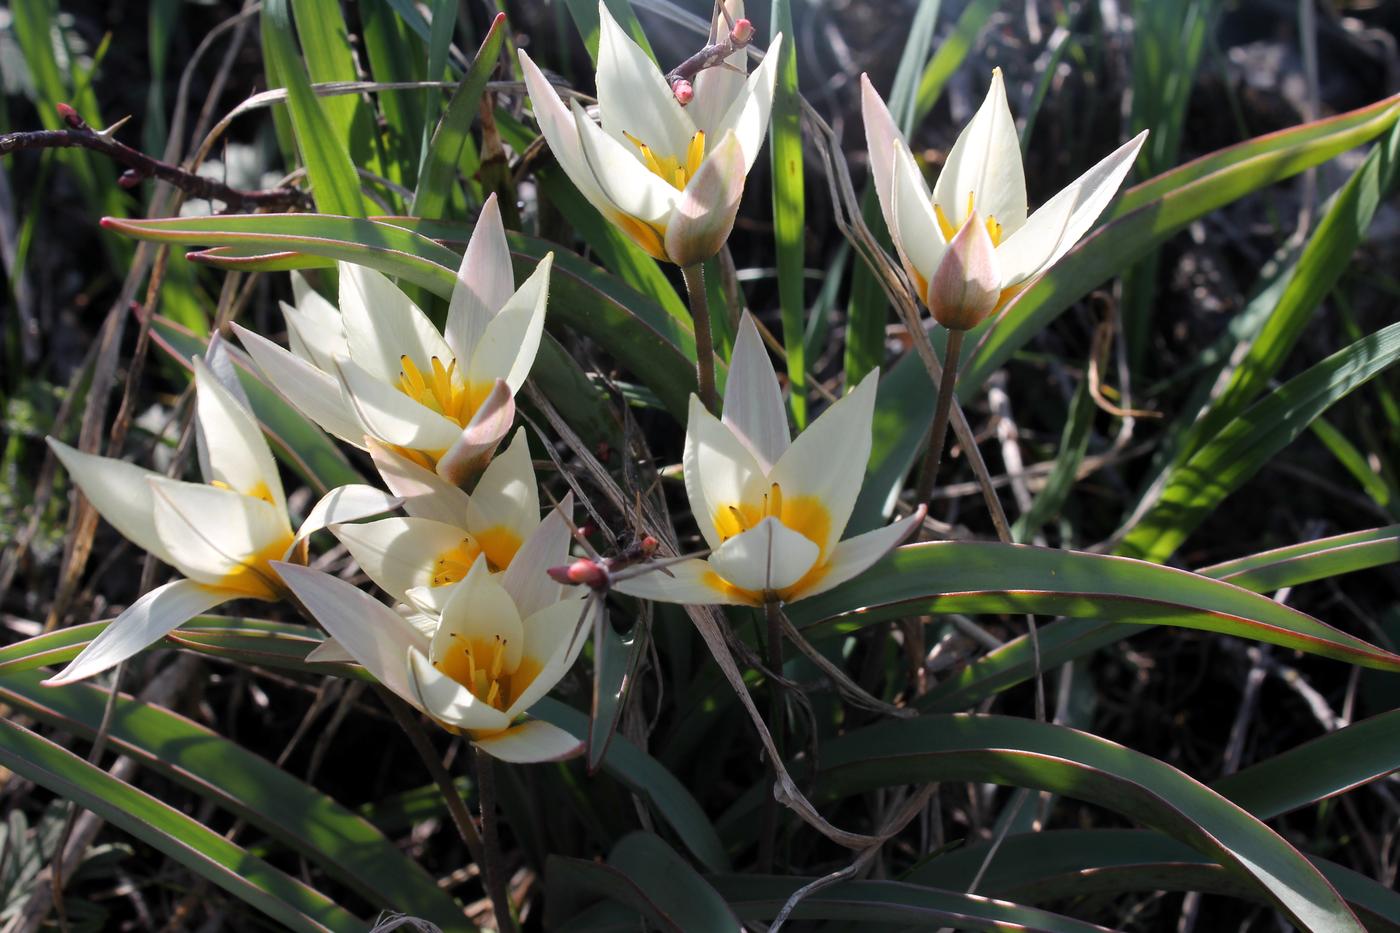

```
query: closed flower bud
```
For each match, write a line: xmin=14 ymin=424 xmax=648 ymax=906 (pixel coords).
xmin=927 ymin=210 xmax=1002 ymax=331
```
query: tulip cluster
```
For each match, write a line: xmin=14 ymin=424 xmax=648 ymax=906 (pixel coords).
xmin=43 ymin=3 xmax=1144 ymax=766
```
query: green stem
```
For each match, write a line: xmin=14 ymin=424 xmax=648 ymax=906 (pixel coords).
xmin=913 ymin=328 xmax=966 ymax=506
xmin=682 ymin=263 xmax=719 ymax=414
xmin=757 ymin=596 xmax=786 ymax=871
xmin=475 ymin=746 xmax=517 ymax=933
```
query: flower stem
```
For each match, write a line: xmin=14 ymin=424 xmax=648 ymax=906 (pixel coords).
xmin=682 ymin=263 xmax=719 ymax=414
xmin=474 ymin=746 xmax=517 ymax=933
xmin=757 ymin=596 xmax=787 ymax=871
xmin=913 ymin=329 xmax=965 ymax=506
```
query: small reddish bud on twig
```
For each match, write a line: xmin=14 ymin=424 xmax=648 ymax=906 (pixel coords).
xmin=639 ymin=536 xmax=659 ymax=558
xmin=671 ymin=78 xmax=695 ymax=105
xmin=730 ymin=17 xmax=755 ymax=44
xmin=56 ymin=103 xmax=83 ymax=129
xmin=547 ymin=559 xmax=611 ymax=590
xmin=118 ymin=169 xmax=143 ymax=188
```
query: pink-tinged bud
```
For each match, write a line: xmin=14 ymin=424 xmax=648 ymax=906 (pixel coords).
xmin=672 ymin=78 xmax=694 ymax=106
xmin=118 ymin=169 xmax=142 ymax=188
xmin=928 ymin=211 xmax=1002 ymax=331
xmin=639 ymin=535 xmax=658 ymax=557
xmin=56 ymin=103 xmax=82 ymax=128
xmin=731 ymin=17 xmax=755 ymax=44
xmin=548 ymin=559 xmax=610 ymax=590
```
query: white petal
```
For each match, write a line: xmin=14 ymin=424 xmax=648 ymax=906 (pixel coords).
xmin=282 ymin=291 xmax=348 ymax=373
xmin=860 ymin=73 xmax=902 ymax=234
xmin=519 ymin=50 xmax=613 ymax=211
xmin=927 ymin=209 xmax=1003 ymax=330
xmin=572 ymin=100 xmax=680 ymax=225
xmin=996 ymin=130 xmax=1148 ymax=286
xmin=334 ymin=517 xmax=468 ymax=605
xmin=933 ymin=67 xmax=1027 ymax=234
xmin=611 ymin=557 xmax=754 ymax=606
xmin=685 ymin=394 xmax=768 ymax=551
xmin=233 ymin=324 xmax=365 ymax=447
xmin=709 ymin=517 xmax=819 ymax=594
xmin=722 ymin=312 xmax=788 ymax=471
xmin=500 ymin=494 xmax=574 ymax=619
xmin=708 ymin=33 xmax=782 ymax=174
xmin=687 ymin=0 xmax=747 ymax=138
xmin=466 ymin=253 xmax=552 ymax=394
xmin=274 ymin=561 xmax=429 ymax=702
xmin=366 ymin=438 xmax=472 ymax=526
xmin=465 ymin=428 xmax=539 ymax=554
xmin=891 ymin=142 xmax=946 ymax=297
xmin=42 ymin=579 xmax=230 ymax=686
xmin=663 ymin=130 xmax=746 ymax=267
xmin=595 ymin=1 xmax=695 ymax=156
xmin=446 ymin=193 xmax=514 ymax=364
xmin=504 ymin=594 xmax=591 ymax=718
xmin=149 ymin=478 xmax=290 ymax=591
xmin=472 ymin=718 xmax=583 ymax=763
xmin=339 ymin=262 xmax=455 ymax=385
xmin=405 ymin=582 xmax=456 ymax=616
xmin=768 ymin=369 xmax=878 ymax=556
xmin=406 ymin=648 xmax=512 ymax=732
xmin=432 ymin=556 xmax=525 ymax=674
xmin=193 ymin=356 xmax=287 ymax=516
xmin=794 ymin=508 xmax=924 ymax=602
xmin=305 ymin=636 xmax=355 ymax=664
xmin=291 ymin=484 xmax=401 ymax=552
xmin=336 ymin=356 xmax=463 ymax=453
xmin=47 ymin=439 xmax=174 ymax=566
xmin=435 ymin=380 xmax=516 ymax=487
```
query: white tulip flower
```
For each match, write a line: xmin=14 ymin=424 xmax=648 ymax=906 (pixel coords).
xmin=45 ymin=357 xmax=398 ymax=685
xmin=276 ymin=524 xmax=587 ymax=763
xmin=234 ymin=194 xmax=552 ymax=485
xmin=519 ymin=1 xmax=782 ymax=266
xmin=861 ymin=68 xmax=1147 ymax=328
xmin=614 ymin=314 xmax=924 ymax=607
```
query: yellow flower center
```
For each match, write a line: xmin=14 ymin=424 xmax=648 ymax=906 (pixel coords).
xmin=397 ymin=355 xmax=493 ymax=429
xmin=218 ymin=532 xmax=296 ymax=601
xmin=712 ymin=482 xmax=832 ymax=558
xmin=934 ymin=192 xmax=1004 ymax=246
xmin=435 ymin=631 xmax=544 ymax=713
xmin=624 ymin=130 xmax=706 ymax=190
xmin=431 ymin=527 xmax=523 ymax=586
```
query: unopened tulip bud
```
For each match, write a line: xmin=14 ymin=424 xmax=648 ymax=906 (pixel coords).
xmin=671 ymin=78 xmax=694 ymax=105
xmin=928 ymin=211 xmax=1002 ymax=331
xmin=731 ymin=17 xmax=755 ymax=44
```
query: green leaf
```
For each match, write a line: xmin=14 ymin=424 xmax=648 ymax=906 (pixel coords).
xmin=563 ymin=0 xmax=654 ymax=63
xmin=817 ymin=715 xmax=1363 ymax=931
xmin=548 ymin=832 xmax=738 ymax=933
xmin=912 ymin=0 xmax=1000 ymax=122
xmin=261 ymin=0 xmax=366 ymax=216
xmin=769 ymin=0 xmax=807 ymax=426
xmin=360 ymin=0 xmax=428 ymax=188
xmin=587 ymin=612 xmax=643 ymax=774
xmin=1198 ymin=524 xmax=1400 ymax=593
xmin=0 ymin=718 xmax=365 ymax=932
xmin=0 ymin=671 xmax=469 ymax=931
xmin=710 ymin=875 xmax=1114 ymax=931
xmin=411 ymin=13 xmax=506 ymax=219
xmin=958 ymin=94 xmax=1400 ymax=396
xmin=1121 ymin=320 xmax=1400 ymax=562
xmin=146 ymin=313 xmax=362 ymax=493
xmin=532 ymin=698 xmax=729 ymax=873
xmin=1012 ymin=374 xmax=1094 ymax=543
xmin=906 ymin=829 xmax=1400 ymax=929
xmin=1213 ymin=708 xmax=1400 ymax=820
xmin=788 ymin=541 xmax=1400 ymax=673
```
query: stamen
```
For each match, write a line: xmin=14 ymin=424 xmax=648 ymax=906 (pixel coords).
xmin=767 ymin=482 xmax=783 ymax=521
xmin=934 ymin=202 xmax=957 ymax=241
xmin=727 ymin=505 xmax=749 ymax=533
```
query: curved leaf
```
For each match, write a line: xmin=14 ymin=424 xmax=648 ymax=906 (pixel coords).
xmin=710 ymin=875 xmax=1112 ymax=931
xmin=0 ymin=717 xmax=364 ymax=932
xmin=817 ymin=715 xmax=1362 ymax=931
xmin=788 ymin=541 xmax=1400 ymax=671
xmin=1199 ymin=524 xmax=1400 ymax=593
xmin=0 ymin=670 xmax=467 ymax=931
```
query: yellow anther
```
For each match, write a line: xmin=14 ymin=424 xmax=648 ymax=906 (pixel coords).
xmin=624 ymin=130 xmax=707 ymax=191
xmin=766 ymin=482 xmax=784 ymax=521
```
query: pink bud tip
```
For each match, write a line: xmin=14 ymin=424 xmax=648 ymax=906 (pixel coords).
xmin=118 ymin=169 xmax=142 ymax=188
xmin=56 ymin=103 xmax=82 ymax=128
xmin=731 ymin=18 xmax=755 ymax=44
xmin=672 ymin=79 xmax=694 ymax=105
xmin=639 ymin=536 xmax=658 ymax=557
xmin=548 ymin=559 xmax=610 ymax=589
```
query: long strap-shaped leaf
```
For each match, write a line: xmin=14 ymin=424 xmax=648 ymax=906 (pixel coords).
xmin=905 ymin=829 xmax=1400 ymax=931
xmin=0 ymin=670 xmax=468 ymax=931
xmin=0 ymin=717 xmax=365 ymax=932
xmin=816 ymin=714 xmax=1362 ymax=931
xmin=788 ymin=540 xmax=1400 ymax=671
